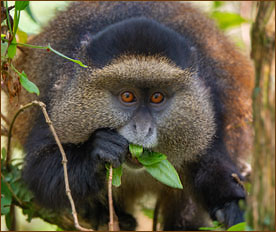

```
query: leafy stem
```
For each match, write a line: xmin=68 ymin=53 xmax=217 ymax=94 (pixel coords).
xmin=5 ymin=1 xmax=12 ymax=35
xmin=13 ymin=6 xmax=20 ymax=36
xmin=9 ymin=63 xmax=21 ymax=75
xmin=13 ymin=42 xmax=88 ymax=68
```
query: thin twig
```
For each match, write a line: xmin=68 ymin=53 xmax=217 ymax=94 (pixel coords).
xmin=108 ymin=166 xmax=114 ymax=231
xmin=232 ymin=173 xmax=245 ymax=191
xmin=34 ymin=101 xmax=93 ymax=231
xmin=153 ymin=199 xmax=160 ymax=231
xmin=108 ymin=167 xmax=120 ymax=231
xmin=6 ymin=100 xmax=93 ymax=231
xmin=6 ymin=102 xmax=35 ymax=170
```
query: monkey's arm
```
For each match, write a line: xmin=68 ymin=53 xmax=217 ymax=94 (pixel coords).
xmin=188 ymin=143 xmax=246 ymax=228
xmin=22 ymin=116 xmax=128 ymax=209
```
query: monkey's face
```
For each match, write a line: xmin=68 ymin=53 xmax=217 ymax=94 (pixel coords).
xmin=95 ymin=56 xmax=216 ymax=164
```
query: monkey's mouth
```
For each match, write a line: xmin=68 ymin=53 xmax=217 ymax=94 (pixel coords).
xmin=125 ymin=152 xmax=144 ymax=169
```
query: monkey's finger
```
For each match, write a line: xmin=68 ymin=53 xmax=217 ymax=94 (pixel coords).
xmin=92 ymin=146 xmax=121 ymax=168
xmin=218 ymin=200 xmax=244 ymax=228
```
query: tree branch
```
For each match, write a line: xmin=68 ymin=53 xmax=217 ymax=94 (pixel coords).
xmin=248 ymin=1 xmax=275 ymax=230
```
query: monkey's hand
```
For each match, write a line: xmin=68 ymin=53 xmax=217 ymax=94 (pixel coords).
xmin=23 ymin=123 xmax=128 ymax=209
xmin=88 ymin=129 xmax=129 ymax=168
xmin=207 ymin=171 xmax=246 ymax=228
xmin=213 ymin=199 xmax=244 ymax=228
xmin=190 ymin=152 xmax=246 ymax=229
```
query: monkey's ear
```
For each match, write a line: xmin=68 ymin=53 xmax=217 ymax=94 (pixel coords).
xmin=79 ymin=33 xmax=94 ymax=49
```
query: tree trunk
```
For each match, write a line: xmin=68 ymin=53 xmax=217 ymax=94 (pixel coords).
xmin=248 ymin=1 xmax=275 ymax=230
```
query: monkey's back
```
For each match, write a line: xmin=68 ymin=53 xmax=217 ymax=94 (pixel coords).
xmin=10 ymin=2 xmax=254 ymax=170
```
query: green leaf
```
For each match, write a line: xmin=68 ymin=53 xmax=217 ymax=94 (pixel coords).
xmin=8 ymin=39 xmax=17 ymax=59
xmin=106 ymin=165 xmax=123 ymax=187
xmin=17 ymin=29 xmax=28 ymax=44
xmin=141 ymin=207 xmax=154 ymax=219
xmin=105 ymin=163 xmax=110 ymax=170
xmin=15 ymin=1 xmax=29 ymax=11
xmin=199 ymin=221 xmax=223 ymax=231
xmin=24 ymin=4 xmax=38 ymax=24
xmin=137 ymin=151 xmax=166 ymax=166
xmin=227 ymin=222 xmax=246 ymax=231
xmin=22 ymin=207 xmax=35 ymax=222
xmin=144 ymin=159 xmax=183 ymax=189
xmin=213 ymin=1 xmax=225 ymax=9
xmin=2 ymin=173 xmax=13 ymax=182
xmin=211 ymin=12 xmax=249 ymax=30
xmin=112 ymin=166 xmax=123 ymax=187
xmin=5 ymin=212 xmax=12 ymax=230
xmin=11 ymin=180 xmax=34 ymax=202
xmin=2 ymin=147 xmax=7 ymax=160
xmin=129 ymin=144 xmax=143 ymax=158
xmin=199 ymin=226 xmax=217 ymax=231
xmin=19 ymin=71 xmax=40 ymax=95
xmin=1 ymin=179 xmax=12 ymax=215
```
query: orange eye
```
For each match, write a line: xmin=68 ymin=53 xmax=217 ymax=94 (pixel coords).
xmin=150 ymin=92 xmax=164 ymax=104
xmin=121 ymin=91 xmax=135 ymax=103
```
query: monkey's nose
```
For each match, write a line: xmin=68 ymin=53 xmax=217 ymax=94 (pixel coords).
xmin=133 ymin=122 xmax=153 ymax=138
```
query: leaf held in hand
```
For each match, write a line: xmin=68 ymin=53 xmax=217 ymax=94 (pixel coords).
xmin=144 ymin=159 xmax=183 ymax=189
xmin=129 ymin=144 xmax=143 ymax=158
xmin=111 ymin=166 xmax=123 ymax=187
xmin=106 ymin=165 xmax=123 ymax=187
xmin=19 ymin=71 xmax=40 ymax=96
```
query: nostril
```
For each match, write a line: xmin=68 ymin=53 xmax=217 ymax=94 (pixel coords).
xmin=133 ymin=124 xmax=136 ymax=130
xmin=147 ymin=127 xmax=153 ymax=136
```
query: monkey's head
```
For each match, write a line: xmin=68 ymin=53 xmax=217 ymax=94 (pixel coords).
xmin=49 ymin=18 xmax=216 ymax=166
xmin=50 ymin=55 xmax=215 ymax=166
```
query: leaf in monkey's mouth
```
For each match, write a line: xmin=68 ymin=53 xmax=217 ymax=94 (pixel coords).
xmin=129 ymin=144 xmax=183 ymax=189
xmin=125 ymin=152 xmax=144 ymax=169
xmin=107 ymin=144 xmax=183 ymax=189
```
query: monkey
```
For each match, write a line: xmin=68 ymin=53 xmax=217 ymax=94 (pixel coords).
xmin=8 ymin=1 xmax=254 ymax=230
